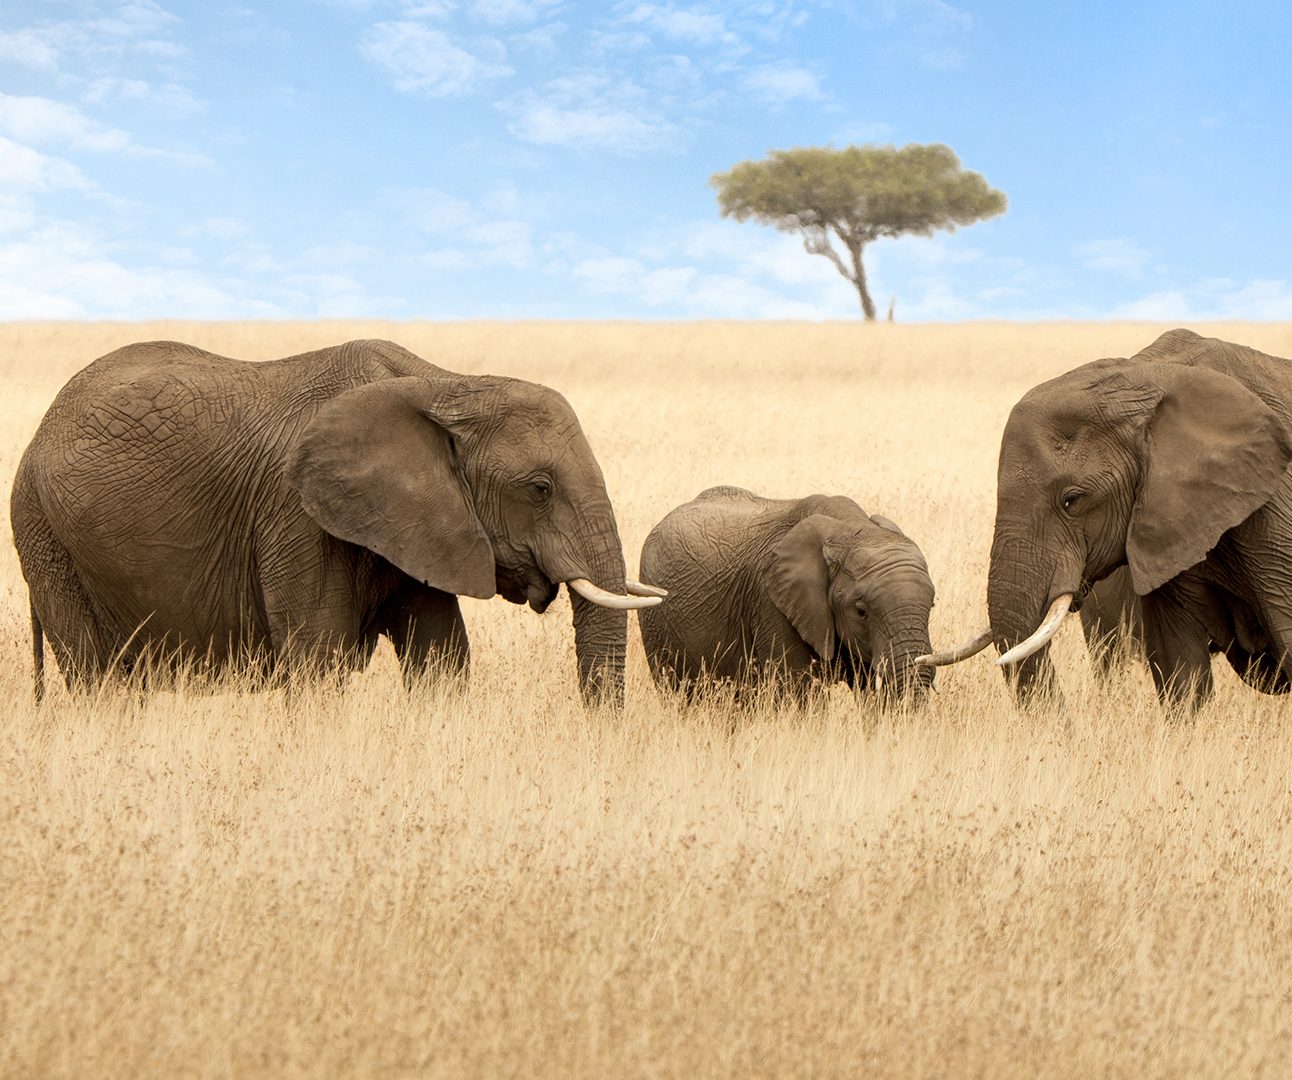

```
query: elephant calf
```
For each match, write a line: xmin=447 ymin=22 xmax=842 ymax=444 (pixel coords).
xmin=637 ymin=487 xmax=936 ymax=701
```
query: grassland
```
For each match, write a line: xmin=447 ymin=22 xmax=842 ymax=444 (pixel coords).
xmin=2 ymin=320 xmax=1292 ymax=1078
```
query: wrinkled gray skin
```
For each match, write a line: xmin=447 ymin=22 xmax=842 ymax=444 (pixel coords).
xmin=11 ymin=339 xmax=629 ymax=703
xmin=638 ymin=487 xmax=935 ymax=701
xmin=989 ymin=329 xmax=1292 ymax=709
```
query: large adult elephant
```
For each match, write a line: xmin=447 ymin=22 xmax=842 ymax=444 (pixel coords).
xmin=637 ymin=487 xmax=935 ymax=701
xmin=927 ymin=329 xmax=1292 ymax=708
xmin=11 ymin=338 xmax=662 ymax=703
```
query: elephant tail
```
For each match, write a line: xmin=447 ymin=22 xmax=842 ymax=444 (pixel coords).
xmin=30 ymin=599 xmax=45 ymax=704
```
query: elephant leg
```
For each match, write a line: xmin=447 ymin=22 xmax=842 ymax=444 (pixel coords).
xmin=649 ymin=652 xmax=689 ymax=697
xmin=1079 ymin=604 xmax=1119 ymax=678
xmin=1079 ymin=567 xmax=1140 ymax=678
xmin=14 ymin=505 xmax=112 ymax=693
xmin=1222 ymin=643 xmax=1292 ymax=694
xmin=1141 ymin=594 xmax=1213 ymax=711
xmin=384 ymin=585 xmax=469 ymax=688
xmin=260 ymin=528 xmax=377 ymax=682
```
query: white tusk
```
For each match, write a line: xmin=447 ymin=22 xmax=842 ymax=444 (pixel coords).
xmin=996 ymin=595 xmax=1074 ymax=667
xmin=626 ymin=578 xmax=668 ymax=598
xmin=915 ymin=629 xmax=993 ymax=667
xmin=567 ymin=577 xmax=663 ymax=610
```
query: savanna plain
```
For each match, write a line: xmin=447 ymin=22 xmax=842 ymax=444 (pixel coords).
xmin=3 ymin=320 xmax=1292 ymax=1079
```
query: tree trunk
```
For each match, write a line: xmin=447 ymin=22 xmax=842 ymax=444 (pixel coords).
xmin=848 ymin=239 xmax=876 ymax=321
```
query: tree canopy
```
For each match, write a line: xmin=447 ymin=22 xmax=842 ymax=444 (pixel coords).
xmin=711 ymin=143 xmax=1006 ymax=320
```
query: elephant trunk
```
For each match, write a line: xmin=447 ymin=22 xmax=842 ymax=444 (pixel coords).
xmin=567 ymin=521 xmax=630 ymax=707
xmin=873 ymin=614 xmax=935 ymax=702
xmin=987 ymin=534 xmax=1067 ymax=700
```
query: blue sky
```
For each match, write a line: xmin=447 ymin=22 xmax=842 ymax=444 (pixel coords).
xmin=1 ymin=0 xmax=1289 ymax=321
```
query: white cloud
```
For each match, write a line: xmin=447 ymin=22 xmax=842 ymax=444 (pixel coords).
xmin=359 ymin=21 xmax=511 ymax=96
xmin=180 ymin=216 xmax=253 ymax=242
xmin=469 ymin=0 xmax=564 ymax=25
xmin=384 ymin=187 xmax=476 ymax=232
xmin=851 ymin=0 xmax=973 ymax=70
xmin=280 ymin=272 xmax=398 ymax=317
xmin=419 ymin=217 xmax=534 ymax=269
xmin=1113 ymin=279 xmax=1292 ymax=321
xmin=503 ymin=74 xmax=679 ymax=152
xmin=0 ymin=93 xmax=209 ymax=166
xmin=0 ymin=136 xmax=91 ymax=192
xmin=623 ymin=3 xmax=743 ymax=48
xmin=0 ymin=194 xmax=38 ymax=234
xmin=0 ymin=28 xmax=61 ymax=70
xmin=571 ymin=217 xmax=867 ymax=318
xmin=573 ymin=250 xmax=847 ymax=318
xmin=0 ymin=221 xmax=251 ymax=320
xmin=1076 ymin=237 xmax=1149 ymax=280
xmin=0 ymin=2 xmax=189 ymax=80
xmin=834 ymin=121 xmax=894 ymax=143
xmin=384 ymin=185 xmax=535 ymax=269
xmin=0 ymin=94 xmax=133 ymax=153
xmin=0 ymin=210 xmax=409 ymax=320
xmin=299 ymin=241 xmax=383 ymax=267
xmin=742 ymin=61 xmax=824 ymax=102
xmin=82 ymin=77 xmax=202 ymax=113
xmin=399 ymin=1 xmax=457 ymax=15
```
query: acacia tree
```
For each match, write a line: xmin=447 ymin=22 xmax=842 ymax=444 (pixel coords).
xmin=712 ymin=143 xmax=1006 ymax=320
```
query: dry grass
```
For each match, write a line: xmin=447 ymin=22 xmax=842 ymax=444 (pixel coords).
xmin=3 ymin=320 xmax=1292 ymax=1078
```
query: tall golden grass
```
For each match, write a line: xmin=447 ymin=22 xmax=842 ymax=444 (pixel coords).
xmin=3 ymin=321 xmax=1292 ymax=1078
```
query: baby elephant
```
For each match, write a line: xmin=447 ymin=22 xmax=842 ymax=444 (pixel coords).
xmin=638 ymin=487 xmax=935 ymax=701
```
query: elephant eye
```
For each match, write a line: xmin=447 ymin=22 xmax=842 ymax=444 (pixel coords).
xmin=529 ymin=477 xmax=552 ymax=500
xmin=855 ymin=603 xmax=868 ymax=619
xmin=1062 ymin=490 xmax=1083 ymax=513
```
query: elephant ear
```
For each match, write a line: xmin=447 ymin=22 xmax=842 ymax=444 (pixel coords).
xmin=767 ymin=514 xmax=840 ymax=660
xmin=1126 ymin=365 xmax=1292 ymax=595
xmin=286 ymin=376 xmax=496 ymax=599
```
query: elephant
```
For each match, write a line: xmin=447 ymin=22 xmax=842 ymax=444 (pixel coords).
xmin=636 ymin=487 xmax=935 ymax=701
xmin=10 ymin=338 xmax=663 ymax=704
xmin=924 ymin=329 xmax=1292 ymax=708
xmin=1078 ymin=565 xmax=1142 ymax=675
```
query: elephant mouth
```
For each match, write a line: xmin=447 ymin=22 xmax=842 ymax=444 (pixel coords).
xmin=495 ymin=564 xmax=559 ymax=613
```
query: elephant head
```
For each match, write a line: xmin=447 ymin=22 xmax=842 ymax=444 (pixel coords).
xmin=925 ymin=330 xmax=1292 ymax=698
xmin=767 ymin=513 xmax=935 ymax=699
xmin=285 ymin=369 xmax=660 ymax=703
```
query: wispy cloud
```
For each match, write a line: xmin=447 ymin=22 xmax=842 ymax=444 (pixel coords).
xmin=0 ymin=93 xmax=208 ymax=166
xmin=742 ymin=61 xmax=824 ymax=103
xmin=621 ymin=3 xmax=744 ymax=48
xmin=847 ymin=0 xmax=973 ymax=70
xmin=359 ymin=21 xmax=511 ymax=96
xmin=0 ymin=94 xmax=134 ymax=153
xmin=385 ymin=185 xmax=536 ymax=269
xmin=0 ymin=2 xmax=188 ymax=77
xmin=383 ymin=186 xmax=476 ymax=232
xmin=503 ymin=74 xmax=680 ymax=152
xmin=572 ymin=217 xmax=862 ymax=317
xmin=1075 ymin=238 xmax=1150 ymax=280
xmin=1113 ymin=279 xmax=1292 ymax=321
xmin=470 ymin=0 xmax=565 ymax=25
xmin=0 ymin=27 xmax=61 ymax=70
xmin=572 ymin=251 xmax=846 ymax=318
xmin=82 ymin=77 xmax=202 ymax=113
xmin=0 ymin=136 xmax=92 ymax=193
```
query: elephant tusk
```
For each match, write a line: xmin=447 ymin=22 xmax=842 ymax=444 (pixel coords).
xmin=915 ymin=629 xmax=993 ymax=666
xmin=626 ymin=578 xmax=668 ymax=598
xmin=567 ymin=578 xmax=664 ymax=610
xmin=996 ymin=595 xmax=1074 ymax=667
